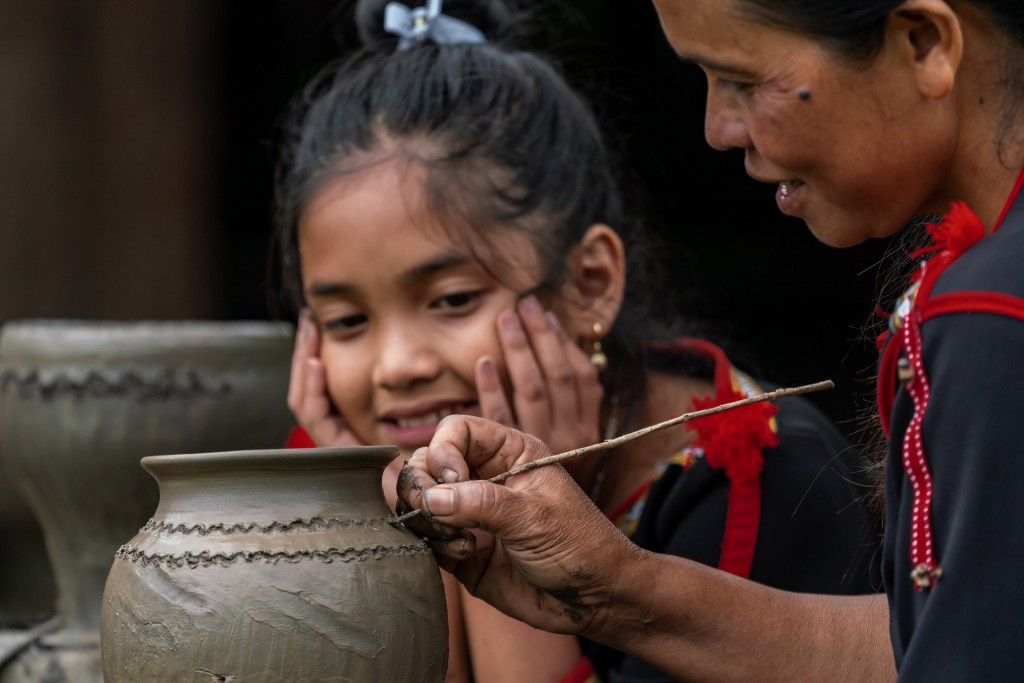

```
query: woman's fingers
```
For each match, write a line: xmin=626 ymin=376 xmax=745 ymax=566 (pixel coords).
xmin=397 ymin=416 xmax=549 ymax=521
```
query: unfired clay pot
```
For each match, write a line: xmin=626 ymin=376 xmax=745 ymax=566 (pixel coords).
xmin=0 ymin=320 xmax=294 ymax=683
xmin=100 ymin=446 xmax=448 ymax=682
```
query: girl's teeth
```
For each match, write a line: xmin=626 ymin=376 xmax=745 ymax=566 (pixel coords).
xmin=395 ymin=406 xmax=458 ymax=429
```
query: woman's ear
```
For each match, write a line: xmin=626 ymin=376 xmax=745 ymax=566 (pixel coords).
xmin=889 ymin=0 xmax=963 ymax=99
xmin=559 ymin=224 xmax=626 ymax=343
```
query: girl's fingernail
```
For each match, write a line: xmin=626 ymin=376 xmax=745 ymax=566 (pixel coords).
xmin=546 ymin=311 xmax=563 ymax=331
xmin=499 ymin=310 xmax=521 ymax=334
xmin=478 ymin=356 xmax=497 ymax=379
xmin=424 ymin=487 xmax=456 ymax=516
xmin=520 ymin=295 xmax=542 ymax=318
xmin=451 ymin=537 xmax=470 ymax=556
xmin=441 ymin=467 xmax=460 ymax=483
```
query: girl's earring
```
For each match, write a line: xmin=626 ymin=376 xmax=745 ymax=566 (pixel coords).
xmin=590 ymin=322 xmax=608 ymax=371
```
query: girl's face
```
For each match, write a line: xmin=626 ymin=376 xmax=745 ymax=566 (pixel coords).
xmin=298 ymin=161 xmax=547 ymax=457
xmin=652 ymin=0 xmax=958 ymax=247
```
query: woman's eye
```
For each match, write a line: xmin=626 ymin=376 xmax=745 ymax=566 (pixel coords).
xmin=432 ymin=291 xmax=481 ymax=311
xmin=720 ymin=77 xmax=754 ymax=93
xmin=323 ymin=313 xmax=368 ymax=334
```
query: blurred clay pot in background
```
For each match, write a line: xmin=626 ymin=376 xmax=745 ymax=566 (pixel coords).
xmin=101 ymin=446 xmax=448 ymax=683
xmin=0 ymin=320 xmax=294 ymax=683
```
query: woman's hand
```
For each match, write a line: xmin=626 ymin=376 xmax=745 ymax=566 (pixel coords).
xmin=397 ymin=414 xmax=639 ymax=635
xmin=287 ymin=310 xmax=363 ymax=448
xmin=475 ymin=296 xmax=603 ymax=458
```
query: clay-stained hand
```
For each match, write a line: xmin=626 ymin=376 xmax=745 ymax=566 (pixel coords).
xmin=397 ymin=415 xmax=640 ymax=636
xmin=475 ymin=296 xmax=603 ymax=459
xmin=287 ymin=310 xmax=363 ymax=448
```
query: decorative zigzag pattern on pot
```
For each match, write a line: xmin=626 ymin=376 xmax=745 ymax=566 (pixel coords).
xmin=0 ymin=369 xmax=232 ymax=402
xmin=115 ymin=542 xmax=432 ymax=568
xmin=140 ymin=516 xmax=394 ymax=536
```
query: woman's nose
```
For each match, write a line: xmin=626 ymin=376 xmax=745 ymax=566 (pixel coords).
xmin=371 ymin=323 xmax=442 ymax=390
xmin=704 ymin=87 xmax=750 ymax=152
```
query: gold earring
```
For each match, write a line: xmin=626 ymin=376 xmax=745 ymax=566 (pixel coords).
xmin=590 ymin=322 xmax=608 ymax=371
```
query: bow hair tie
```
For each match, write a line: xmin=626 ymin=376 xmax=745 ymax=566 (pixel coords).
xmin=383 ymin=0 xmax=487 ymax=51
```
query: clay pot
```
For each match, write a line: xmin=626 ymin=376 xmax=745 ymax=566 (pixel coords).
xmin=0 ymin=320 xmax=294 ymax=683
xmin=100 ymin=446 xmax=448 ymax=682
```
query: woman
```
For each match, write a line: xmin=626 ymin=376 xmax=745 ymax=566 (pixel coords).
xmin=398 ymin=0 xmax=1024 ymax=680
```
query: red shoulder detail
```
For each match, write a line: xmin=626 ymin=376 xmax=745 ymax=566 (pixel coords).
xmin=994 ymin=164 xmax=1024 ymax=232
xmin=285 ymin=426 xmax=317 ymax=449
xmin=921 ymin=291 xmax=1024 ymax=323
xmin=677 ymin=339 xmax=777 ymax=579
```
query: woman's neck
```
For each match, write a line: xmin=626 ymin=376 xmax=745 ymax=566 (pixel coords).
xmin=947 ymin=10 xmax=1024 ymax=230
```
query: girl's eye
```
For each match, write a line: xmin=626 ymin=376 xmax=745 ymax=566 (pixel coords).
xmin=432 ymin=291 xmax=481 ymax=311
xmin=322 ymin=313 xmax=368 ymax=334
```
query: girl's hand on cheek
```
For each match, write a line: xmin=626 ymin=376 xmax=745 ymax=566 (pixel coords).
xmin=475 ymin=297 xmax=603 ymax=457
xmin=287 ymin=310 xmax=363 ymax=448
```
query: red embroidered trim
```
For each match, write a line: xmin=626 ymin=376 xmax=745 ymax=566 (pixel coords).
xmin=607 ymin=480 xmax=654 ymax=527
xmin=677 ymin=339 xmax=778 ymax=579
xmin=922 ymin=291 xmax=1024 ymax=323
xmin=900 ymin=313 xmax=942 ymax=589
xmin=879 ymin=169 xmax=1024 ymax=589
xmin=993 ymin=165 xmax=1024 ymax=232
xmin=285 ymin=426 xmax=317 ymax=449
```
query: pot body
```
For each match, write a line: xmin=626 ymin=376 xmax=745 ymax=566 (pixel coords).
xmin=101 ymin=447 xmax=448 ymax=682
xmin=0 ymin=320 xmax=294 ymax=682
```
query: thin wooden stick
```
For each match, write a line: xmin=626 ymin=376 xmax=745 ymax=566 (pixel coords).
xmin=391 ymin=379 xmax=833 ymax=526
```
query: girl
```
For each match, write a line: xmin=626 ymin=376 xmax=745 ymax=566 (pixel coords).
xmin=279 ymin=0 xmax=879 ymax=680
xmin=398 ymin=0 xmax=1024 ymax=680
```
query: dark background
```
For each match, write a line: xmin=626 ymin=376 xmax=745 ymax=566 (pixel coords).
xmin=0 ymin=0 xmax=896 ymax=441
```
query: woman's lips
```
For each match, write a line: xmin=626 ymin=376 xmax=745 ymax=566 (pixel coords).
xmin=776 ymin=178 xmax=806 ymax=216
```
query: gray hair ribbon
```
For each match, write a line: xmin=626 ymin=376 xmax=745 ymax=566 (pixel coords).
xmin=383 ymin=0 xmax=487 ymax=51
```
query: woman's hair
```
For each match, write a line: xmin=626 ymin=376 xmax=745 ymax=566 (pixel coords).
xmin=273 ymin=0 xmax=705 ymax=423
xmin=741 ymin=0 xmax=1024 ymax=145
xmin=739 ymin=1 xmax=1024 ymax=61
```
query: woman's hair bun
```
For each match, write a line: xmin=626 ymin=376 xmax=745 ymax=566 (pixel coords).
xmin=354 ymin=0 xmax=516 ymax=52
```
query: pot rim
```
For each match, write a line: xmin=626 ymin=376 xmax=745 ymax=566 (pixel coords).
xmin=141 ymin=446 xmax=400 ymax=477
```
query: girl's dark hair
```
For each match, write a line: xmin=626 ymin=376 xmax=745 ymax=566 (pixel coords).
xmin=274 ymin=0 xmax=702 ymax=420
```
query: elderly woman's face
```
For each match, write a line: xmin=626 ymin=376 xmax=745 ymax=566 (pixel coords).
xmin=652 ymin=0 xmax=957 ymax=247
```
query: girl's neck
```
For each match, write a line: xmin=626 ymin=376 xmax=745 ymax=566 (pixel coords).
xmin=588 ymin=370 xmax=715 ymax=515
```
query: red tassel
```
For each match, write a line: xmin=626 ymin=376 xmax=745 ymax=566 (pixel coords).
xmin=686 ymin=388 xmax=778 ymax=481
xmin=912 ymin=201 xmax=985 ymax=262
